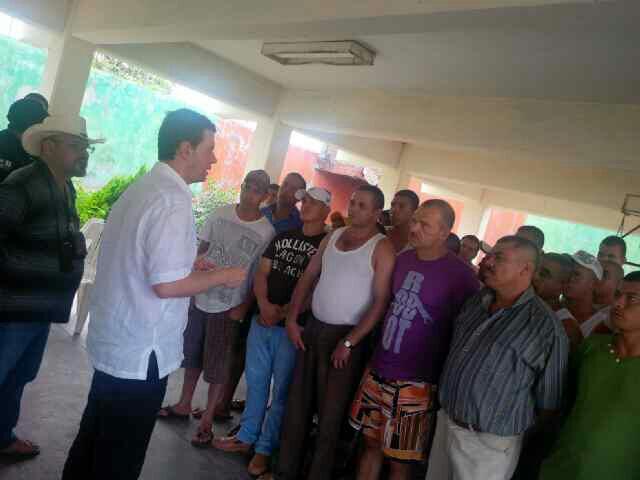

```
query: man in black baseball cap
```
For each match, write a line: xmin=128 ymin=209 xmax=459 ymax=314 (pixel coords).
xmin=0 ymin=97 xmax=48 ymax=182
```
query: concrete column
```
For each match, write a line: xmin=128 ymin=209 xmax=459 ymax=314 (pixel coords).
xmin=457 ymin=198 xmax=488 ymax=237
xmin=40 ymin=0 xmax=95 ymax=116
xmin=244 ymin=118 xmax=292 ymax=183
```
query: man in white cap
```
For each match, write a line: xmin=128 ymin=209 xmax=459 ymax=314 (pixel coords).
xmin=556 ymin=250 xmax=608 ymax=339
xmin=213 ymin=187 xmax=332 ymax=478
xmin=0 ymin=114 xmax=100 ymax=459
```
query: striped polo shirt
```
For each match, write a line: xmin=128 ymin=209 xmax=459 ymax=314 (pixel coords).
xmin=439 ymin=286 xmax=569 ymax=436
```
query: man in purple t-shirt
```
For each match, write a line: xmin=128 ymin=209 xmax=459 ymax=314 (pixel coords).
xmin=349 ymin=199 xmax=480 ymax=480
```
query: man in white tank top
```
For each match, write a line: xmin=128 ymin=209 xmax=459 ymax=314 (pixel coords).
xmin=267 ymin=185 xmax=396 ymax=480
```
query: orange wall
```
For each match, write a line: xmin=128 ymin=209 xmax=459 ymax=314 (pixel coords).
xmin=482 ymin=207 xmax=527 ymax=246
xmin=207 ymin=120 xmax=254 ymax=189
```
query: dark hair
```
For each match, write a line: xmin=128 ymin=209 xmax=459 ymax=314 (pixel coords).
xmin=461 ymin=234 xmax=480 ymax=249
xmin=543 ymin=252 xmax=574 ymax=277
xmin=624 ymin=271 xmax=640 ymax=282
xmin=421 ymin=199 xmax=456 ymax=230
xmin=157 ymin=109 xmax=216 ymax=162
xmin=356 ymin=184 xmax=385 ymax=210
xmin=497 ymin=235 xmax=541 ymax=270
xmin=268 ymin=183 xmax=280 ymax=191
xmin=7 ymin=98 xmax=47 ymax=133
xmin=395 ymin=189 xmax=420 ymax=210
xmin=24 ymin=92 xmax=48 ymax=110
xmin=446 ymin=233 xmax=461 ymax=254
xmin=284 ymin=172 xmax=307 ymax=190
xmin=600 ymin=235 xmax=627 ymax=257
xmin=516 ymin=225 xmax=545 ymax=250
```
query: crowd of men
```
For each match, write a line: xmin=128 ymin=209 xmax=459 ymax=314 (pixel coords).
xmin=0 ymin=102 xmax=638 ymax=480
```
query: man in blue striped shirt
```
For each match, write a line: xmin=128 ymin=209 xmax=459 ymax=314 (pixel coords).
xmin=439 ymin=235 xmax=568 ymax=480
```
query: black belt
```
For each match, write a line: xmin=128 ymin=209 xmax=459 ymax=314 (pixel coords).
xmin=450 ymin=415 xmax=483 ymax=433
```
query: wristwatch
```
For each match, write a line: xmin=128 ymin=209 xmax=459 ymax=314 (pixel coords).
xmin=343 ymin=339 xmax=353 ymax=349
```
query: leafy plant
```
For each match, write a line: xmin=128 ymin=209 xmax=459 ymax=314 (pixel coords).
xmin=92 ymin=52 xmax=173 ymax=94
xmin=75 ymin=166 xmax=147 ymax=226
xmin=192 ymin=180 xmax=239 ymax=229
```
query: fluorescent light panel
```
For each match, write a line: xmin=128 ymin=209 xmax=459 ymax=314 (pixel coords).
xmin=262 ymin=40 xmax=375 ymax=66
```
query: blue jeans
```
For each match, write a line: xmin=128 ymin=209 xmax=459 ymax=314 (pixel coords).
xmin=0 ymin=321 xmax=51 ymax=449
xmin=237 ymin=314 xmax=297 ymax=455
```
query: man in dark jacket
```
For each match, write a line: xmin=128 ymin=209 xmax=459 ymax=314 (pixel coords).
xmin=0 ymin=97 xmax=48 ymax=182
xmin=0 ymin=114 xmax=102 ymax=459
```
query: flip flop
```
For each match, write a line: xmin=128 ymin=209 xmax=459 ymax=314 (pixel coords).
xmin=157 ymin=405 xmax=190 ymax=420
xmin=191 ymin=429 xmax=214 ymax=448
xmin=191 ymin=407 xmax=205 ymax=419
xmin=0 ymin=439 xmax=40 ymax=460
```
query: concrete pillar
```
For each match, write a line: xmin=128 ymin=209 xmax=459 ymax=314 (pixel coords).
xmin=40 ymin=0 xmax=95 ymax=116
xmin=457 ymin=198 xmax=488 ymax=237
xmin=244 ymin=118 xmax=292 ymax=183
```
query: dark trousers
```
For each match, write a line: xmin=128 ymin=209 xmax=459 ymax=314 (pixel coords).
xmin=276 ymin=317 xmax=366 ymax=480
xmin=0 ymin=322 xmax=50 ymax=448
xmin=62 ymin=352 xmax=168 ymax=480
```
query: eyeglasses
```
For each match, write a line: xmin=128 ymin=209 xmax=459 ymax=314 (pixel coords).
xmin=46 ymin=137 xmax=96 ymax=154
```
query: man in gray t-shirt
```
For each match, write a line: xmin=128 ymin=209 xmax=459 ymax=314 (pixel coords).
xmin=159 ymin=170 xmax=275 ymax=446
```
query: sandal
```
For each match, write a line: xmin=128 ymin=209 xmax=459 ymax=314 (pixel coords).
xmin=248 ymin=453 xmax=271 ymax=477
xmin=211 ymin=435 xmax=251 ymax=453
xmin=190 ymin=429 xmax=214 ymax=448
xmin=158 ymin=405 xmax=190 ymax=420
xmin=0 ymin=438 xmax=40 ymax=460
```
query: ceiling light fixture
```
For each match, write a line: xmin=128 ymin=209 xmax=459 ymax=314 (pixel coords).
xmin=261 ymin=40 xmax=375 ymax=66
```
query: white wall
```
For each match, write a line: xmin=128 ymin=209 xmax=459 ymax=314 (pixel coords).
xmin=0 ymin=0 xmax=67 ymax=32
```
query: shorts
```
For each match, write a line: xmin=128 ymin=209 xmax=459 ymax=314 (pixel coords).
xmin=181 ymin=305 xmax=207 ymax=369
xmin=202 ymin=308 xmax=243 ymax=385
xmin=349 ymin=368 xmax=436 ymax=462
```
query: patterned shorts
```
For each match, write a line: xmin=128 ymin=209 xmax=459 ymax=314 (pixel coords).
xmin=349 ymin=368 xmax=436 ymax=462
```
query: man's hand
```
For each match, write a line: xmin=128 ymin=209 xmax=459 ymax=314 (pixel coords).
xmin=194 ymin=255 xmax=216 ymax=271
xmin=286 ymin=321 xmax=305 ymax=351
xmin=218 ymin=267 xmax=246 ymax=288
xmin=258 ymin=301 xmax=284 ymax=327
xmin=228 ymin=302 xmax=249 ymax=322
xmin=331 ymin=342 xmax=352 ymax=369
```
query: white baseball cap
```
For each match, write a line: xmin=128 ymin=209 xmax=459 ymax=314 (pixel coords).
xmin=571 ymin=250 xmax=603 ymax=281
xmin=295 ymin=187 xmax=332 ymax=207
xmin=22 ymin=114 xmax=105 ymax=157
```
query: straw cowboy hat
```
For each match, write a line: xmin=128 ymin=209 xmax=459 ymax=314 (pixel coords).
xmin=22 ymin=114 xmax=105 ymax=157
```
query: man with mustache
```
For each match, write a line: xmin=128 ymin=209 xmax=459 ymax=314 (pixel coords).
xmin=0 ymin=115 xmax=97 ymax=459
xmin=439 ymin=235 xmax=568 ymax=480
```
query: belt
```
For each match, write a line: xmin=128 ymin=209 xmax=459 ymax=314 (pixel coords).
xmin=450 ymin=416 xmax=483 ymax=433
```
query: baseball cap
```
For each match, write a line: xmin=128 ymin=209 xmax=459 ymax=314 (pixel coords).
xmin=571 ymin=250 xmax=603 ymax=281
xmin=295 ymin=187 xmax=332 ymax=207
xmin=243 ymin=170 xmax=270 ymax=192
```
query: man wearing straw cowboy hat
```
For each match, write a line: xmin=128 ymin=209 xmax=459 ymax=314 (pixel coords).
xmin=0 ymin=114 xmax=103 ymax=460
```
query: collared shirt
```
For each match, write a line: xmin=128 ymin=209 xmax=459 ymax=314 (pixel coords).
xmin=260 ymin=204 xmax=302 ymax=234
xmin=439 ymin=286 xmax=569 ymax=436
xmin=87 ymin=162 xmax=197 ymax=380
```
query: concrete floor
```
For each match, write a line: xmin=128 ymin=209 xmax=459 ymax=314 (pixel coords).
xmin=0 ymin=325 xmax=252 ymax=480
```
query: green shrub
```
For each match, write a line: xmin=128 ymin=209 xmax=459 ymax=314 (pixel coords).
xmin=193 ymin=180 xmax=238 ymax=229
xmin=75 ymin=166 xmax=147 ymax=226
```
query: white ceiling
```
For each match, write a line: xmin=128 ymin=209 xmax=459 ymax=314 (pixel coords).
xmin=196 ymin=2 xmax=640 ymax=103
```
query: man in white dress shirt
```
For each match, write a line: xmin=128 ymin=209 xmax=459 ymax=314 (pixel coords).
xmin=62 ymin=109 xmax=245 ymax=480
